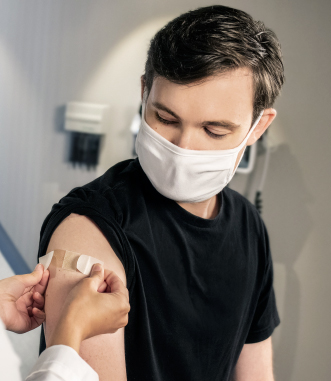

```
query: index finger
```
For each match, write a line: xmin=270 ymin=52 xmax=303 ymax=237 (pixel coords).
xmin=34 ymin=269 xmax=50 ymax=296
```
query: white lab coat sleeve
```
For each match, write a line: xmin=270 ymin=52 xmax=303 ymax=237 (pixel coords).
xmin=0 ymin=316 xmax=99 ymax=381
xmin=0 ymin=318 xmax=22 ymax=381
xmin=25 ymin=345 xmax=99 ymax=381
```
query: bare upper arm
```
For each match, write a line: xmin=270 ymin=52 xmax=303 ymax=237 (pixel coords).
xmin=44 ymin=213 xmax=127 ymax=381
xmin=233 ymin=336 xmax=274 ymax=381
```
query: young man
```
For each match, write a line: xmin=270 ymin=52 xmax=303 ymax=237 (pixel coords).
xmin=38 ymin=5 xmax=284 ymax=381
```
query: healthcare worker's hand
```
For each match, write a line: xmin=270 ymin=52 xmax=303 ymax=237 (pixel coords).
xmin=48 ymin=263 xmax=130 ymax=353
xmin=0 ymin=264 xmax=49 ymax=333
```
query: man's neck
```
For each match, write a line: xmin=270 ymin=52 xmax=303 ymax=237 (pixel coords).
xmin=177 ymin=194 xmax=220 ymax=220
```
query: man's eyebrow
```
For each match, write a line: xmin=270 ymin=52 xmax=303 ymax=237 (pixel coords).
xmin=151 ymin=101 xmax=241 ymax=130
xmin=152 ymin=101 xmax=181 ymax=119
xmin=202 ymin=120 xmax=241 ymax=130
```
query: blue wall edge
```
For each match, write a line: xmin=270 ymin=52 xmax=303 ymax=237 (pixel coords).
xmin=0 ymin=223 xmax=31 ymax=274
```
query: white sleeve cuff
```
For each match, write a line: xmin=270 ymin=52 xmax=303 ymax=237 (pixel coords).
xmin=25 ymin=345 xmax=99 ymax=381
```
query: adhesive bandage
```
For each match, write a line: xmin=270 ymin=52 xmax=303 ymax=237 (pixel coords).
xmin=39 ymin=249 xmax=104 ymax=275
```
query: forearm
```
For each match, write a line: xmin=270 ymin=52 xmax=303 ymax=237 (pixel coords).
xmin=47 ymin=314 xmax=83 ymax=354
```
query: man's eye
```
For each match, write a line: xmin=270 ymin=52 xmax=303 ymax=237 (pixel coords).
xmin=204 ymin=128 xmax=227 ymax=139
xmin=155 ymin=112 xmax=177 ymax=125
xmin=155 ymin=112 xmax=226 ymax=139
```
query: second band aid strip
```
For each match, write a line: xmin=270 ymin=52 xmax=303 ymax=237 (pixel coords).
xmin=52 ymin=249 xmax=80 ymax=272
xmin=62 ymin=250 xmax=80 ymax=272
xmin=52 ymin=249 xmax=66 ymax=268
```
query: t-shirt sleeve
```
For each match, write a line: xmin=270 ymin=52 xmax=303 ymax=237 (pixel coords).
xmin=245 ymin=222 xmax=280 ymax=344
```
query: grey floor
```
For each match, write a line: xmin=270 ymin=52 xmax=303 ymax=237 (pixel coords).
xmin=0 ymin=251 xmax=41 ymax=379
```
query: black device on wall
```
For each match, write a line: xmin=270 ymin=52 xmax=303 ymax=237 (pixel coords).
xmin=65 ymin=102 xmax=110 ymax=169
xmin=69 ymin=132 xmax=102 ymax=168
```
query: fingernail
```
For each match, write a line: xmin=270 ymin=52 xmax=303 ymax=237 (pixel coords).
xmin=93 ymin=263 xmax=102 ymax=272
xmin=34 ymin=264 xmax=43 ymax=271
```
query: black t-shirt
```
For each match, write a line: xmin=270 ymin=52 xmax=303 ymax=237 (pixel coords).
xmin=38 ymin=158 xmax=280 ymax=381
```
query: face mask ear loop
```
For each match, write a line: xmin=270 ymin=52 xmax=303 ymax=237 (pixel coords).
xmin=136 ymin=92 xmax=148 ymax=157
xmin=231 ymin=110 xmax=264 ymax=175
xmin=141 ymin=90 xmax=148 ymax=120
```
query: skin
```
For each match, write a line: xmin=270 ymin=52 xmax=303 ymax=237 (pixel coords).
xmin=48 ymin=264 xmax=130 ymax=353
xmin=0 ymin=262 xmax=130 ymax=354
xmin=0 ymin=264 xmax=49 ymax=333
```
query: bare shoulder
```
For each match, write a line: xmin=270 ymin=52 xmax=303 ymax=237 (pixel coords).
xmin=48 ymin=212 xmax=126 ymax=286
xmin=44 ymin=213 xmax=127 ymax=381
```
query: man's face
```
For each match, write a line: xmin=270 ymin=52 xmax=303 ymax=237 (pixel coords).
xmin=142 ymin=67 xmax=274 ymax=170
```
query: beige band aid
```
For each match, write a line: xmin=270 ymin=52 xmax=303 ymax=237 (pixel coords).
xmin=39 ymin=249 xmax=104 ymax=275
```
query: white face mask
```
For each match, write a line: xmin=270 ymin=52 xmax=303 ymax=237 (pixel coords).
xmin=135 ymin=97 xmax=263 ymax=203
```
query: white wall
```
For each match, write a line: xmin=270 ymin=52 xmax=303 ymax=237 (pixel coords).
xmin=0 ymin=1 xmax=330 ymax=380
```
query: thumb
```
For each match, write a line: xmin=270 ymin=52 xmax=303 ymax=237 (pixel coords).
xmin=89 ymin=263 xmax=105 ymax=289
xmin=16 ymin=264 xmax=44 ymax=288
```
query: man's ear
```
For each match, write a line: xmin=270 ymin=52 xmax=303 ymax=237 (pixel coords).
xmin=141 ymin=75 xmax=146 ymax=101
xmin=247 ymin=108 xmax=277 ymax=146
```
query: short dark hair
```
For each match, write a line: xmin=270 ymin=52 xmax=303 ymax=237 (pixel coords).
xmin=143 ymin=5 xmax=285 ymax=125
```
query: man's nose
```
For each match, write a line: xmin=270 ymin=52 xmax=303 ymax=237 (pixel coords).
xmin=170 ymin=129 xmax=194 ymax=150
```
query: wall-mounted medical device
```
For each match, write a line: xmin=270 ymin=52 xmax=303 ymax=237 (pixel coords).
xmin=235 ymin=132 xmax=271 ymax=214
xmin=130 ymin=104 xmax=142 ymax=157
xmin=65 ymin=102 xmax=110 ymax=168
xmin=237 ymin=143 xmax=257 ymax=174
